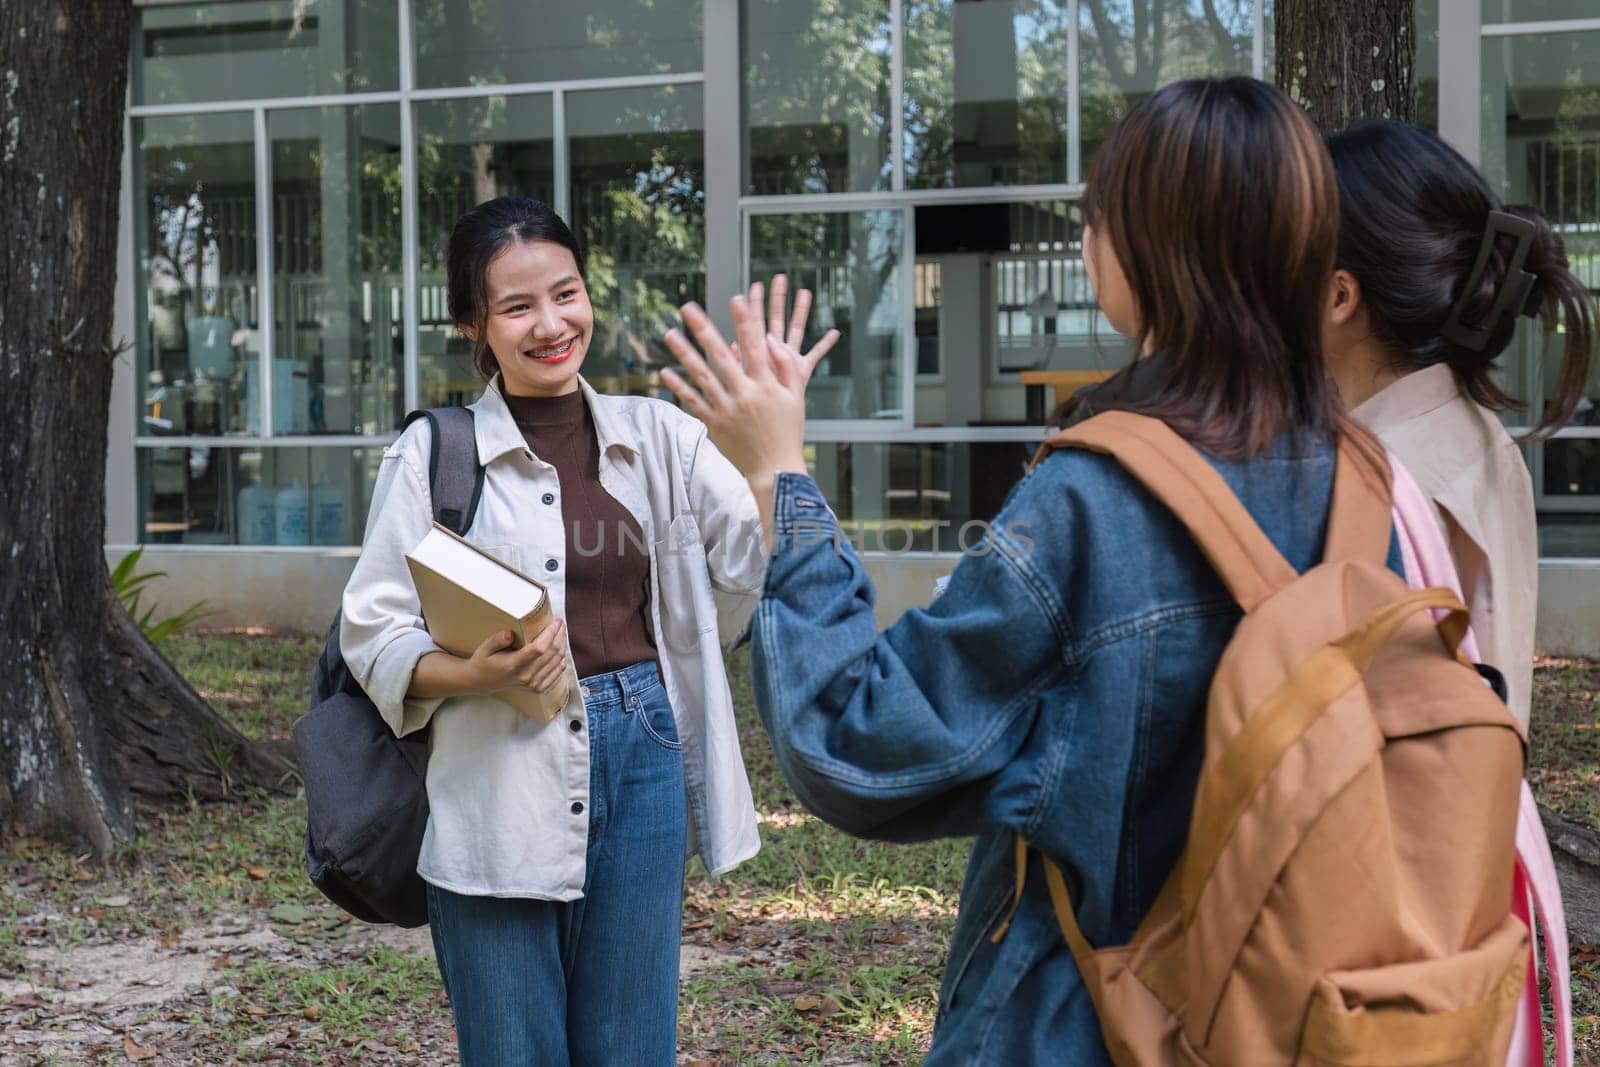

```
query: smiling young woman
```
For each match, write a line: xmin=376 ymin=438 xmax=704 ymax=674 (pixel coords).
xmin=337 ymin=196 xmax=835 ymax=1064
xmin=456 ymin=222 xmax=594 ymax=398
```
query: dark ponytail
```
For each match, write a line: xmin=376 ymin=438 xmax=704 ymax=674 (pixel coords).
xmin=1327 ymin=119 xmax=1595 ymax=437
xmin=1501 ymin=203 xmax=1596 ymax=432
xmin=445 ymin=196 xmax=587 ymax=381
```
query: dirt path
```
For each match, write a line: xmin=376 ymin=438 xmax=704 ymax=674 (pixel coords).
xmin=0 ymin=908 xmax=758 ymax=1066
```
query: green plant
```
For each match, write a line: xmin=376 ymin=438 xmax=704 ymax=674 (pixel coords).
xmin=110 ymin=545 xmax=214 ymax=642
xmin=201 ymin=729 xmax=238 ymax=797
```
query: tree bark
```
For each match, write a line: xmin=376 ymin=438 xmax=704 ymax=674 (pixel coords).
xmin=1276 ymin=0 xmax=1415 ymax=133
xmin=0 ymin=0 xmax=294 ymax=858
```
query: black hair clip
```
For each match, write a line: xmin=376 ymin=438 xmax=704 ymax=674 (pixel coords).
xmin=1439 ymin=210 xmax=1541 ymax=352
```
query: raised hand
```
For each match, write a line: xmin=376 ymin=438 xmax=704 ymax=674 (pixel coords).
xmin=758 ymin=273 xmax=839 ymax=388
xmin=660 ymin=285 xmax=811 ymax=498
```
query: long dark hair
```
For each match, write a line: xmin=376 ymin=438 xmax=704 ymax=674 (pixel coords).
xmin=1328 ymin=120 xmax=1595 ymax=436
xmin=1083 ymin=77 xmax=1340 ymax=458
xmin=445 ymin=196 xmax=587 ymax=381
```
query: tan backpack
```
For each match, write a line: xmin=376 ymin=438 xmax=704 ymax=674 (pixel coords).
xmin=1001 ymin=411 xmax=1528 ymax=1065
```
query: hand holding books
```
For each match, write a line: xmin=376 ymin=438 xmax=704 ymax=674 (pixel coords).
xmin=406 ymin=523 xmax=573 ymax=721
xmin=463 ymin=620 xmax=569 ymax=704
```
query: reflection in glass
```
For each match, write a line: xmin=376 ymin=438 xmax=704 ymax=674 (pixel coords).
xmin=1482 ymin=28 xmax=1600 ymax=551
xmin=1415 ymin=0 xmax=1441 ymax=132
xmin=805 ymin=440 xmax=1038 ymax=552
xmin=1482 ymin=31 xmax=1600 ymax=417
xmin=268 ymin=105 xmax=405 ymax=436
xmin=909 ymin=201 xmax=1126 ymax=427
xmin=1481 ymin=0 xmax=1598 ymax=23
xmin=1079 ymin=0 xmax=1252 ymax=168
xmin=136 ymin=113 xmax=258 ymax=440
xmin=415 ymin=96 xmax=556 ymax=407
xmin=751 ymin=211 xmax=904 ymax=421
xmin=568 ymin=85 xmax=707 ymax=391
xmin=133 ymin=0 xmax=399 ymax=106
xmin=743 ymin=0 xmax=893 ymax=195
xmin=412 ymin=0 xmax=702 ymax=88
xmin=903 ymin=0 xmax=1071 ymax=188
xmin=1536 ymin=511 xmax=1600 ymax=558
xmin=139 ymin=446 xmax=383 ymax=546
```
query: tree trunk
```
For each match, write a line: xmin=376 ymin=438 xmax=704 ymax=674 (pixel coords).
xmin=0 ymin=0 xmax=294 ymax=858
xmin=1276 ymin=0 xmax=1415 ymax=133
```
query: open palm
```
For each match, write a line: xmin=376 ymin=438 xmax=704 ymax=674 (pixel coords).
xmin=660 ymin=279 xmax=826 ymax=486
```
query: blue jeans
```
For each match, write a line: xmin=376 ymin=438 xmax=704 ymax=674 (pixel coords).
xmin=425 ymin=660 xmax=688 ymax=1066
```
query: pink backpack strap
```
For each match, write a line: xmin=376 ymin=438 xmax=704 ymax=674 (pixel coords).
xmin=1518 ymin=780 xmax=1574 ymax=1067
xmin=1507 ymin=860 xmax=1541 ymax=1067
xmin=1389 ymin=453 xmax=1482 ymax=660
xmin=1389 ymin=452 xmax=1571 ymax=1067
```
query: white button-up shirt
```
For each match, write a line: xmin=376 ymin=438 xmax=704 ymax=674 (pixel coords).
xmin=340 ymin=376 xmax=765 ymax=898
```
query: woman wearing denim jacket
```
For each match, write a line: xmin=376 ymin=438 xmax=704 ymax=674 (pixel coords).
xmin=340 ymin=197 xmax=835 ymax=1065
xmin=662 ymin=78 xmax=1377 ymax=1064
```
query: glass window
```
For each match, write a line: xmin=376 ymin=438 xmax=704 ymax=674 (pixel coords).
xmin=267 ymin=105 xmax=405 ymax=436
xmin=1080 ymin=0 xmax=1253 ymax=169
xmin=743 ymin=0 xmax=893 ymax=195
xmin=750 ymin=210 xmax=905 ymax=421
xmin=1536 ymin=516 xmax=1600 ymax=557
xmin=412 ymin=0 xmax=703 ymax=88
xmin=133 ymin=0 xmax=399 ymax=106
xmin=803 ymin=440 xmax=1039 ymax=552
xmin=1415 ymin=0 xmax=1441 ymax=132
xmin=415 ymin=95 xmax=557 ymax=407
xmin=568 ymin=85 xmax=708 ymax=391
xmin=135 ymin=113 xmax=259 ymax=440
xmin=909 ymin=200 xmax=1128 ymax=428
xmin=139 ymin=445 xmax=383 ymax=546
xmin=1482 ymin=0 xmax=1599 ymax=22
xmin=903 ymin=0 xmax=1071 ymax=189
xmin=1483 ymin=29 xmax=1600 ymax=556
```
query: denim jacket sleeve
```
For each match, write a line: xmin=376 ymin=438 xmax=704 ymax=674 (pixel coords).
xmin=750 ymin=470 xmax=1074 ymax=842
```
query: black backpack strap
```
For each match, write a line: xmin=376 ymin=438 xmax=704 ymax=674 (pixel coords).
xmin=402 ymin=407 xmax=486 ymax=536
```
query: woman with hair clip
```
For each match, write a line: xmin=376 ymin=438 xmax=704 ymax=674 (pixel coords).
xmin=658 ymin=78 xmax=1485 ymax=1064
xmin=1323 ymin=119 xmax=1597 ymax=730
xmin=339 ymin=196 xmax=835 ymax=1064
xmin=1324 ymin=118 xmax=1595 ymax=1067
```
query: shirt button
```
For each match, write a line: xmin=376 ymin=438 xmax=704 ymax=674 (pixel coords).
xmin=569 ymin=719 xmax=582 ymax=732
xmin=542 ymin=492 xmax=555 ymax=505
xmin=571 ymin=801 xmax=584 ymax=815
xmin=545 ymin=559 xmax=559 ymax=572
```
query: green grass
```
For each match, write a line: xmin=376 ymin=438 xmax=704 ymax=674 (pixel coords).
xmin=1529 ymin=657 xmax=1600 ymax=1060
xmin=3 ymin=635 xmax=1597 ymax=1064
xmin=1530 ymin=656 xmax=1600 ymax=834
xmin=163 ymin=631 xmax=321 ymax=740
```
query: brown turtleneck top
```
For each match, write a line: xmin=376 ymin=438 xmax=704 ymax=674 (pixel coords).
xmin=503 ymin=389 xmax=657 ymax=679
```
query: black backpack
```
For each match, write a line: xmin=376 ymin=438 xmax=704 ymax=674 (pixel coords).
xmin=293 ymin=407 xmax=485 ymax=927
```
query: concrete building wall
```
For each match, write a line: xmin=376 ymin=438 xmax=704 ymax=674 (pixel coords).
xmin=109 ymin=547 xmax=1600 ymax=657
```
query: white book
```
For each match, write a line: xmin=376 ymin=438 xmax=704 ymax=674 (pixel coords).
xmin=407 ymin=524 xmax=548 ymax=622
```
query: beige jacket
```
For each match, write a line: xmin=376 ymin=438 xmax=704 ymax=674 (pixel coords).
xmin=340 ymin=377 xmax=765 ymax=898
xmin=1355 ymin=364 xmax=1538 ymax=728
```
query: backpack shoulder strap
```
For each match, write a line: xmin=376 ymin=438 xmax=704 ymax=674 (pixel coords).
xmin=1040 ymin=411 xmax=1297 ymax=612
xmin=402 ymin=407 xmax=486 ymax=536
